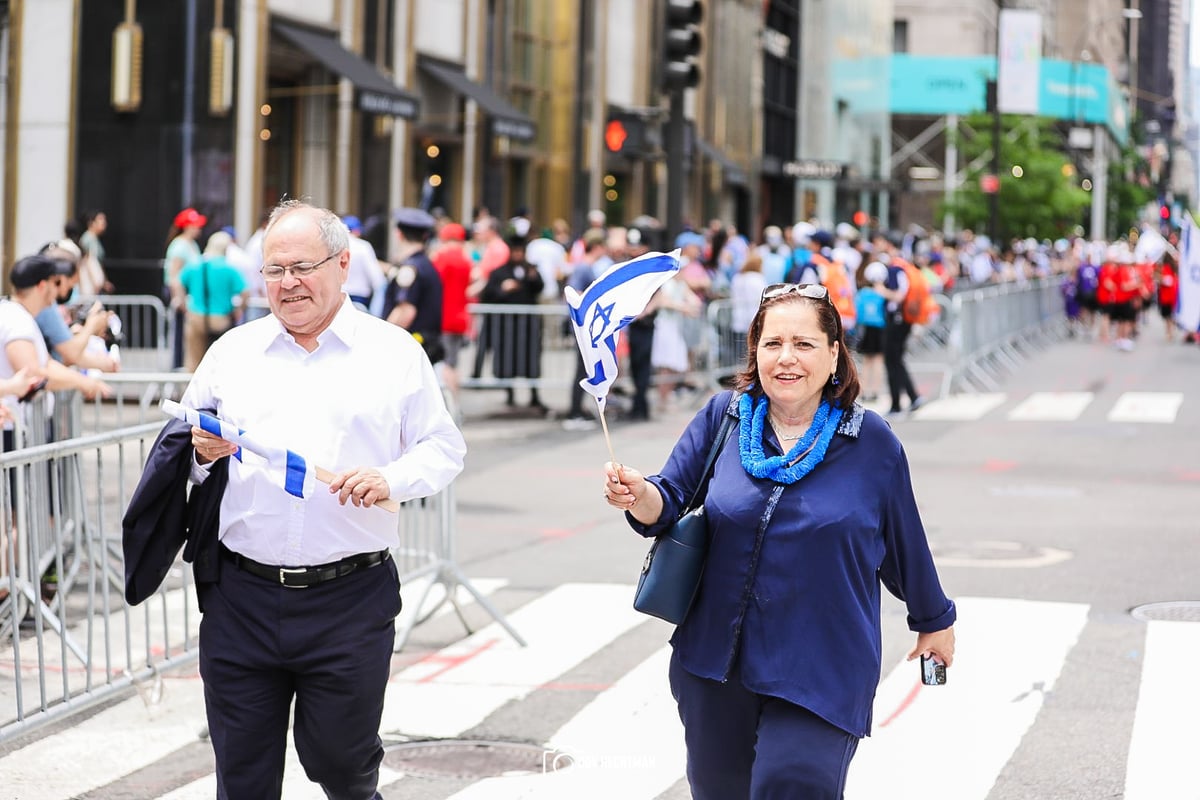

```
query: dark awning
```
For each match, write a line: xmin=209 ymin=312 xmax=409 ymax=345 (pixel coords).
xmin=696 ymin=138 xmax=747 ymax=186
xmin=272 ymin=20 xmax=419 ymax=119
xmin=418 ymin=57 xmax=536 ymax=142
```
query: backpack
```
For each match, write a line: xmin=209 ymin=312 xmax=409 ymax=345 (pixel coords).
xmin=896 ymin=258 xmax=937 ymax=325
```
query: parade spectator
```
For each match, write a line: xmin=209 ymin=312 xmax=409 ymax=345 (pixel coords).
xmin=480 ymin=232 xmax=546 ymax=411
xmin=854 ymin=261 xmax=888 ymax=402
xmin=1158 ymin=254 xmax=1179 ymax=343
xmin=871 ymin=237 xmax=925 ymax=416
xmin=474 ymin=215 xmax=510 ymax=280
xmin=177 ymin=199 xmax=465 ymax=799
xmin=623 ymin=226 xmax=658 ymax=422
xmin=525 ymin=229 xmax=568 ymax=302
xmin=0 ymin=255 xmax=112 ymax=417
xmin=602 ymin=282 xmax=955 ymax=799
xmin=755 ymin=225 xmax=792 ymax=285
xmin=340 ymin=215 xmax=387 ymax=311
xmin=77 ymin=209 xmax=114 ymax=295
xmin=728 ymin=252 xmax=766 ymax=364
xmin=179 ymin=231 xmax=248 ymax=372
xmin=164 ymin=208 xmax=207 ymax=368
xmin=383 ymin=208 xmax=444 ymax=366
xmin=432 ymin=222 xmax=473 ymax=400
xmin=650 ymin=269 xmax=701 ymax=412
xmin=569 ymin=209 xmax=606 ymax=264
xmin=35 ymin=242 xmax=119 ymax=373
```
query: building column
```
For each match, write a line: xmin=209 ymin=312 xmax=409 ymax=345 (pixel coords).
xmin=461 ymin=0 xmax=482 ymax=224
xmin=1091 ymin=126 xmax=1108 ymax=240
xmin=389 ymin=0 xmax=413 ymax=257
xmin=335 ymin=2 xmax=358 ymax=215
xmin=4 ymin=0 xmax=76 ymax=268
xmin=234 ymin=0 xmax=266 ymax=238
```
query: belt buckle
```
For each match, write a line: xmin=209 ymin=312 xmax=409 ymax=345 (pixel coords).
xmin=278 ymin=567 xmax=309 ymax=588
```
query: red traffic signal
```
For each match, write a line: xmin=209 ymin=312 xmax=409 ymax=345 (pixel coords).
xmin=605 ymin=119 xmax=629 ymax=153
xmin=980 ymin=174 xmax=1000 ymax=194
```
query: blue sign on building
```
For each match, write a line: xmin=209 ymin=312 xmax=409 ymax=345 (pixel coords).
xmin=890 ymin=55 xmax=1127 ymax=144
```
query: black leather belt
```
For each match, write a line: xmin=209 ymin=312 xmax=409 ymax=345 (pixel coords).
xmin=221 ymin=545 xmax=389 ymax=589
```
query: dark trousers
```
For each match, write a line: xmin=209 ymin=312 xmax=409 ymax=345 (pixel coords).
xmin=627 ymin=323 xmax=654 ymax=419
xmin=883 ymin=318 xmax=917 ymax=411
xmin=198 ymin=553 xmax=402 ymax=800
xmin=669 ymin=652 xmax=859 ymax=800
xmin=567 ymin=350 xmax=589 ymax=417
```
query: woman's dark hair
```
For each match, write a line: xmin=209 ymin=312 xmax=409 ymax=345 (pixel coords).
xmin=732 ymin=292 xmax=861 ymax=409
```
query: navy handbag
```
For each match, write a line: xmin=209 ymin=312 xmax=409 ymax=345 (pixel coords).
xmin=633 ymin=406 xmax=736 ymax=625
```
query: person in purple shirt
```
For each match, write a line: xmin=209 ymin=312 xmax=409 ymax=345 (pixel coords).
xmin=603 ymin=281 xmax=956 ymax=799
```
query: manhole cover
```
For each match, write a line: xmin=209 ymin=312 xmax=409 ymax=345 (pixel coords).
xmin=930 ymin=540 xmax=1072 ymax=568
xmin=1130 ymin=601 xmax=1200 ymax=622
xmin=383 ymin=740 xmax=555 ymax=778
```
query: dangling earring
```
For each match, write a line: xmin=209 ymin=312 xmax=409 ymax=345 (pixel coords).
xmin=831 ymin=373 xmax=840 ymax=386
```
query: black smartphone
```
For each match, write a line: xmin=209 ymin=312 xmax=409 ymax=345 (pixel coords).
xmin=19 ymin=378 xmax=48 ymax=403
xmin=921 ymin=654 xmax=947 ymax=686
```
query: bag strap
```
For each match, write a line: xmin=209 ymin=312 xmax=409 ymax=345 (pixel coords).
xmin=684 ymin=392 xmax=739 ymax=510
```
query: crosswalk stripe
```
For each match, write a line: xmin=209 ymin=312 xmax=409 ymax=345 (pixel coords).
xmin=1006 ymin=391 xmax=1095 ymax=421
xmin=910 ymin=393 xmax=1006 ymax=421
xmin=1107 ymin=392 xmax=1184 ymax=423
xmin=1123 ymin=620 xmax=1200 ymax=799
xmin=444 ymin=645 xmax=686 ymax=798
xmin=0 ymin=676 xmax=209 ymax=800
xmin=379 ymin=583 xmax=648 ymax=740
xmin=845 ymin=596 xmax=1090 ymax=800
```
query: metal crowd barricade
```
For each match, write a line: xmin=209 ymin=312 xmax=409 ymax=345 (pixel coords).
xmin=73 ymin=294 xmax=172 ymax=373
xmin=0 ymin=392 xmax=190 ymax=743
xmin=947 ymin=277 xmax=1068 ymax=393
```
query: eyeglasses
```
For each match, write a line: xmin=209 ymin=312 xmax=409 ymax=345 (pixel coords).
xmin=260 ymin=253 xmax=337 ymax=282
xmin=759 ymin=283 xmax=830 ymax=304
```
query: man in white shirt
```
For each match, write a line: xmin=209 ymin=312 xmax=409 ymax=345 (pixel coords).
xmin=182 ymin=200 xmax=466 ymax=799
xmin=341 ymin=214 xmax=387 ymax=311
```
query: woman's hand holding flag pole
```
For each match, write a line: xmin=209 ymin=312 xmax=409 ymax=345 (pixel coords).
xmin=160 ymin=399 xmax=402 ymax=513
xmin=564 ymin=249 xmax=681 ymax=474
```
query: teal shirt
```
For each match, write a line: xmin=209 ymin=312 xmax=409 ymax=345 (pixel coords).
xmin=180 ymin=256 xmax=247 ymax=315
xmin=165 ymin=236 xmax=202 ymax=283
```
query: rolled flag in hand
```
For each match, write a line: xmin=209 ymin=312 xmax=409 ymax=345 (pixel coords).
xmin=564 ymin=249 xmax=681 ymax=412
xmin=160 ymin=399 xmax=316 ymax=499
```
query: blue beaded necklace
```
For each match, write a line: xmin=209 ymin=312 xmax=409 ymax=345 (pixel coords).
xmin=738 ymin=393 xmax=844 ymax=485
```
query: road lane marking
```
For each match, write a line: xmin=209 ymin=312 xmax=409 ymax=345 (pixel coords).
xmin=1007 ymin=392 xmax=1094 ymax=421
xmin=380 ymin=583 xmax=647 ymax=739
xmin=1107 ymin=392 xmax=1184 ymax=424
xmin=1123 ymin=620 xmax=1200 ymax=799
xmin=845 ymin=596 xmax=1090 ymax=800
xmin=910 ymin=393 xmax=1006 ymax=421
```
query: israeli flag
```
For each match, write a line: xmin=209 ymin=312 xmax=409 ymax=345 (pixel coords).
xmin=564 ymin=249 xmax=681 ymax=411
xmin=160 ymin=399 xmax=316 ymax=499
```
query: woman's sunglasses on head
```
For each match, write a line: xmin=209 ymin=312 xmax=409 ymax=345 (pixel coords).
xmin=760 ymin=283 xmax=830 ymax=304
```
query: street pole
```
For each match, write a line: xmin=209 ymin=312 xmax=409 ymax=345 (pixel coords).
xmin=666 ymin=89 xmax=685 ymax=237
xmin=987 ymin=80 xmax=1001 ymax=244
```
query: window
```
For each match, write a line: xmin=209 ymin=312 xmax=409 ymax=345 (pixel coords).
xmin=893 ymin=19 xmax=909 ymax=54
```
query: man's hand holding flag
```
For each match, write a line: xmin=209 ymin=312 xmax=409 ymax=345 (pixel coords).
xmin=160 ymin=399 xmax=400 ymax=512
xmin=564 ymin=248 xmax=681 ymax=460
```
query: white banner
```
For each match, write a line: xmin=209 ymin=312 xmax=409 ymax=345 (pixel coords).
xmin=1176 ymin=216 xmax=1200 ymax=333
xmin=998 ymin=9 xmax=1041 ymax=115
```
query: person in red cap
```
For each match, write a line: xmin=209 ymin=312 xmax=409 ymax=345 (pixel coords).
xmin=432 ymin=222 xmax=472 ymax=399
xmin=164 ymin=208 xmax=208 ymax=369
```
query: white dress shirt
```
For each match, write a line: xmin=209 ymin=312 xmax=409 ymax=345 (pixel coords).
xmin=183 ymin=297 xmax=466 ymax=566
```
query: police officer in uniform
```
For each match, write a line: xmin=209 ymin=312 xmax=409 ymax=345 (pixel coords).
xmin=384 ymin=207 xmax=444 ymax=364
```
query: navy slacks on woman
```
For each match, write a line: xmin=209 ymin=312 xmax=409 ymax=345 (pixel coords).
xmin=198 ymin=552 xmax=402 ymax=800
xmin=669 ymin=651 xmax=860 ymax=800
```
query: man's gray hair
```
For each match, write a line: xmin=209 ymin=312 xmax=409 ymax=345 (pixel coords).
xmin=265 ymin=199 xmax=349 ymax=255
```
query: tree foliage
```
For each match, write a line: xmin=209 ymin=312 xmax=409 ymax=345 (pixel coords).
xmin=939 ymin=114 xmax=1092 ymax=241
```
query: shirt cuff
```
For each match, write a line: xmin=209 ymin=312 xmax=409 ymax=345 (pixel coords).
xmin=189 ymin=452 xmax=213 ymax=485
xmin=908 ymin=598 xmax=957 ymax=633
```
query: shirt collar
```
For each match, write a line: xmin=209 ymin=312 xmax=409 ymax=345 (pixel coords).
xmin=263 ymin=294 xmax=358 ymax=352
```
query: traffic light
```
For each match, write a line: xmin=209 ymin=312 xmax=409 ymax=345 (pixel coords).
xmin=663 ymin=0 xmax=703 ymax=92
xmin=604 ymin=111 xmax=653 ymax=156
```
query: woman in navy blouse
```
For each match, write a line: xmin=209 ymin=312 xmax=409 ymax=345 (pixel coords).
xmin=604 ymin=282 xmax=956 ymax=799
